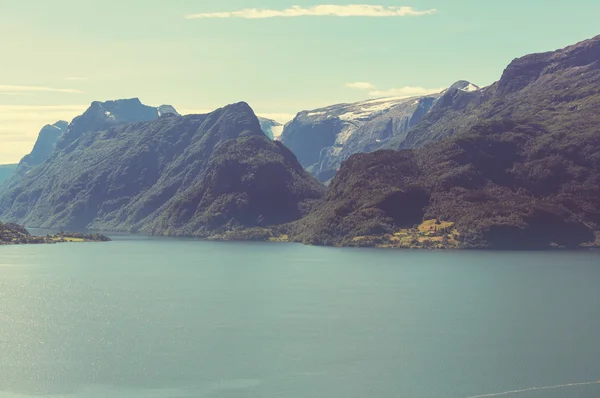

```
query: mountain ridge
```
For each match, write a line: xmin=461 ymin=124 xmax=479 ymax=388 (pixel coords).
xmin=287 ymin=35 xmax=600 ymax=249
xmin=0 ymin=101 xmax=324 ymax=236
xmin=280 ymin=81 xmax=479 ymax=182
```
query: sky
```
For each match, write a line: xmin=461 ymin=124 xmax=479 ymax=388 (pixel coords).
xmin=1 ymin=0 xmax=599 ymax=163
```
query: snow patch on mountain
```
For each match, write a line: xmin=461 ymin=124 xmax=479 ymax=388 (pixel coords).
xmin=460 ymin=83 xmax=480 ymax=92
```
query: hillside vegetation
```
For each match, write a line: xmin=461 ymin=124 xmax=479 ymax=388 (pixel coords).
xmin=289 ymin=35 xmax=600 ymax=249
xmin=0 ymin=103 xmax=324 ymax=236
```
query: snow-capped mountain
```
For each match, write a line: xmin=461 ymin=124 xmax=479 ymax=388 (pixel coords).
xmin=258 ymin=117 xmax=284 ymax=140
xmin=278 ymin=90 xmax=440 ymax=181
xmin=279 ymin=81 xmax=480 ymax=182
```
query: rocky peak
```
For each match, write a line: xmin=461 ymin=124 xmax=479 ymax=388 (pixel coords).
xmin=449 ymin=80 xmax=480 ymax=92
xmin=57 ymin=98 xmax=168 ymax=149
xmin=498 ymin=35 xmax=600 ymax=95
xmin=18 ymin=121 xmax=69 ymax=170
xmin=435 ymin=80 xmax=481 ymax=109
xmin=158 ymin=105 xmax=180 ymax=117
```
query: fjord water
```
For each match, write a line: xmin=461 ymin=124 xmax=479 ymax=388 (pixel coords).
xmin=1 ymin=237 xmax=599 ymax=398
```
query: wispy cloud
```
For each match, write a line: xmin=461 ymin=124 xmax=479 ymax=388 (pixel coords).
xmin=345 ymin=82 xmax=376 ymax=90
xmin=0 ymin=92 xmax=30 ymax=96
xmin=186 ymin=5 xmax=436 ymax=19
xmin=0 ymin=85 xmax=84 ymax=94
xmin=369 ymin=86 xmax=444 ymax=97
xmin=65 ymin=77 xmax=88 ymax=81
xmin=346 ymin=81 xmax=443 ymax=98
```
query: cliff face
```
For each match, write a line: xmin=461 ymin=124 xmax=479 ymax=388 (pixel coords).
xmin=279 ymin=91 xmax=452 ymax=182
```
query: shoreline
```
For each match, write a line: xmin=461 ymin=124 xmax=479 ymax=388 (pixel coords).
xmin=0 ymin=223 xmax=111 ymax=246
xmin=5 ymin=222 xmax=599 ymax=251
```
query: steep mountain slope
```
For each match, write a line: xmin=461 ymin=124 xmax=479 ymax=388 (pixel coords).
xmin=290 ymin=35 xmax=600 ymax=249
xmin=0 ymin=102 xmax=324 ymax=236
xmin=17 ymin=121 xmax=68 ymax=172
xmin=0 ymin=164 xmax=17 ymax=186
xmin=280 ymin=82 xmax=477 ymax=182
xmin=150 ymin=134 xmax=324 ymax=237
xmin=386 ymin=81 xmax=487 ymax=149
xmin=393 ymin=35 xmax=600 ymax=150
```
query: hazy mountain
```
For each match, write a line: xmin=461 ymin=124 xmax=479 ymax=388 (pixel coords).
xmin=0 ymin=102 xmax=324 ymax=236
xmin=0 ymin=164 xmax=17 ymax=186
xmin=56 ymin=98 xmax=176 ymax=150
xmin=6 ymin=99 xmax=179 ymax=182
xmin=17 ymin=121 xmax=68 ymax=172
xmin=258 ymin=117 xmax=284 ymax=140
xmin=289 ymin=35 xmax=600 ymax=249
xmin=279 ymin=83 xmax=478 ymax=182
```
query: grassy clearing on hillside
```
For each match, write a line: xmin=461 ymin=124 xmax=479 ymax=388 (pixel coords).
xmin=351 ymin=219 xmax=460 ymax=249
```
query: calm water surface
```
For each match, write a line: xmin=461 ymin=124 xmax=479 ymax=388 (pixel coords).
xmin=1 ymin=236 xmax=599 ymax=398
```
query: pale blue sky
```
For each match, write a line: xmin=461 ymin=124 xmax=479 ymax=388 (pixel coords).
xmin=1 ymin=0 xmax=599 ymax=162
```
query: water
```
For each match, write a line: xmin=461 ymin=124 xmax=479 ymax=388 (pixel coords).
xmin=1 ymin=236 xmax=599 ymax=398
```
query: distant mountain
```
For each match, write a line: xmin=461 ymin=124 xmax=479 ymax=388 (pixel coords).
xmin=0 ymin=164 xmax=17 ymax=186
xmin=289 ymin=35 xmax=600 ymax=249
xmin=17 ymin=121 xmax=68 ymax=172
xmin=279 ymin=83 xmax=478 ymax=182
xmin=157 ymin=105 xmax=180 ymax=117
xmin=385 ymin=81 xmax=486 ymax=149
xmin=258 ymin=117 xmax=284 ymax=140
xmin=3 ymin=99 xmax=179 ymax=186
xmin=0 ymin=102 xmax=324 ymax=236
xmin=57 ymin=98 xmax=177 ymax=150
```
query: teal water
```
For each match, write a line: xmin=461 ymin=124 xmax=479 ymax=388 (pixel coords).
xmin=1 ymin=236 xmax=599 ymax=398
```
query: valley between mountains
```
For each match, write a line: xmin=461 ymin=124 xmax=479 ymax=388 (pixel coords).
xmin=1 ymin=35 xmax=600 ymax=250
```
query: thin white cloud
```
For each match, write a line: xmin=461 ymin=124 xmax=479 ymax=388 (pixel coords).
xmin=0 ymin=92 xmax=30 ymax=96
xmin=345 ymin=81 xmax=443 ymax=98
xmin=346 ymin=82 xmax=376 ymax=90
xmin=186 ymin=5 xmax=436 ymax=19
xmin=368 ymin=86 xmax=444 ymax=97
xmin=0 ymin=85 xmax=84 ymax=94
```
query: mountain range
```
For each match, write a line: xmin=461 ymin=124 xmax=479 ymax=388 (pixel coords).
xmin=289 ymin=34 xmax=600 ymax=249
xmin=279 ymin=81 xmax=478 ymax=182
xmin=0 ymin=34 xmax=599 ymax=249
xmin=0 ymin=101 xmax=323 ymax=236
